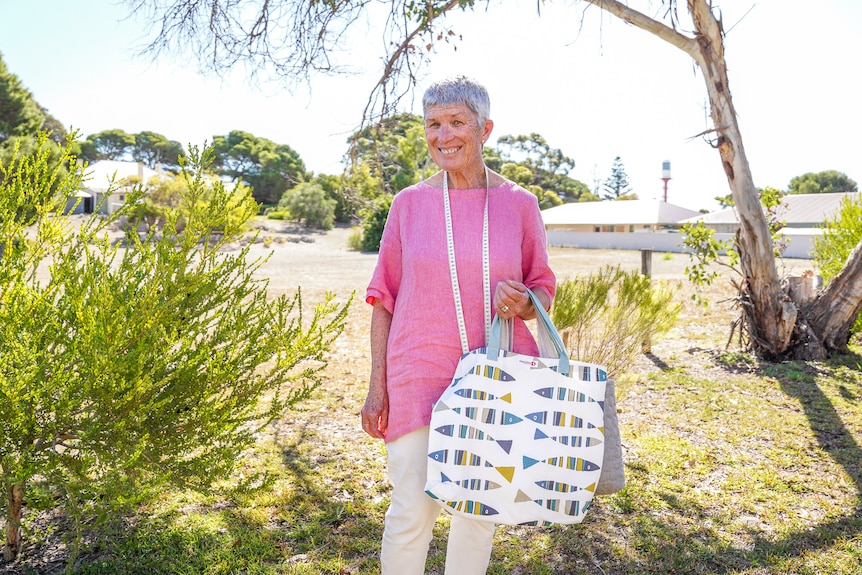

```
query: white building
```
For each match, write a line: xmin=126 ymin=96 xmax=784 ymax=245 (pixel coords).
xmin=681 ymin=192 xmax=861 ymax=259
xmin=68 ymin=160 xmax=161 ymax=215
xmin=541 ymin=200 xmax=702 ymax=252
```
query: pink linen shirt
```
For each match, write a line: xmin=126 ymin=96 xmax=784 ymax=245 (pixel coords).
xmin=366 ymin=180 xmax=556 ymax=443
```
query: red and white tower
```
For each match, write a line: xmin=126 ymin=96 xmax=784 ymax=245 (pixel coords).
xmin=661 ymin=160 xmax=671 ymax=202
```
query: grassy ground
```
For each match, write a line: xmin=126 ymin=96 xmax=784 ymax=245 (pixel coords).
xmin=4 ymin=231 xmax=861 ymax=574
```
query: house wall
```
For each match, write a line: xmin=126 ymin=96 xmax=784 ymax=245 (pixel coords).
xmin=545 ymin=230 xmax=815 ymax=260
xmin=546 ymin=224 xmax=659 ymax=233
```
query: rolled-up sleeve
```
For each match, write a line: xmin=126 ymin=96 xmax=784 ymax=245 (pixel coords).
xmin=366 ymin=200 xmax=402 ymax=315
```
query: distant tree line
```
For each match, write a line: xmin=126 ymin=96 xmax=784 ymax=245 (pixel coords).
xmin=1 ymin=51 xmax=856 ymax=240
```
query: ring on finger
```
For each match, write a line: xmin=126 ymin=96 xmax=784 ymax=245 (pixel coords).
xmin=500 ymin=304 xmax=509 ymax=313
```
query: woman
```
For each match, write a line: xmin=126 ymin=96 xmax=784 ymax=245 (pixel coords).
xmin=361 ymin=75 xmax=556 ymax=574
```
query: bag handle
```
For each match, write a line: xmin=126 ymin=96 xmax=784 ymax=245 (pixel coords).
xmin=487 ymin=287 xmax=571 ymax=376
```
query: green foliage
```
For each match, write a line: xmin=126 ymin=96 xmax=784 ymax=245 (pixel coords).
xmin=812 ymin=193 xmax=862 ymax=334
xmin=347 ymin=227 xmax=364 ymax=251
xmin=680 ymin=220 xmax=735 ymax=306
xmin=77 ymin=129 xmax=185 ymax=172
xmin=531 ymin=186 xmax=563 ymax=210
xmin=128 ymin=172 xmax=256 ymax=236
xmin=789 ymin=170 xmax=858 ymax=195
xmin=682 ymin=186 xmax=787 ymax=306
xmin=0 ymin=139 xmax=350 ymax=562
xmin=714 ymin=193 xmax=734 ymax=208
xmin=348 ymin=113 xmax=433 ymax=195
xmin=359 ymin=194 xmax=393 ymax=252
xmin=278 ymin=181 xmax=336 ymax=229
xmin=131 ymin=131 xmax=185 ymax=171
xmin=314 ymin=173 xmax=354 ymax=224
xmin=500 ymin=162 xmax=532 ymax=187
xmin=496 ymin=133 xmax=589 ymax=202
xmin=211 ymin=130 xmax=309 ymax=205
xmin=551 ymin=265 xmax=679 ymax=377
xmin=0 ymin=52 xmax=46 ymax=141
xmin=0 ymin=133 xmax=72 ymax=222
xmin=78 ymin=129 xmax=137 ymax=161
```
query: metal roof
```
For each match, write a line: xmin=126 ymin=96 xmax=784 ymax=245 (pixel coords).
xmin=541 ymin=200 xmax=702 ymax=226
xmin=682 ymin=192 xmax=861 ymax=226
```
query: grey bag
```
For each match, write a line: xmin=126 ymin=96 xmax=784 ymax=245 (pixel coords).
xmin=595 ymin=378 xmax=626 ymax=495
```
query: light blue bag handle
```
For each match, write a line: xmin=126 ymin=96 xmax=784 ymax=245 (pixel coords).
xmin=487 ymin=287 xmax=571 ymax=377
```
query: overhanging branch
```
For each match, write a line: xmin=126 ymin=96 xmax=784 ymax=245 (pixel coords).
xmin=582 ymin=0 xmax=699 ymax=57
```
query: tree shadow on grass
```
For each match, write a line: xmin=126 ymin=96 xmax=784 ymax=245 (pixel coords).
xmin=1 ymin=421 xmax=385 ymax=575
xmin=506 ymin=352 xmax=862 ymax=575
xmin=276 ymin=421 xmax=387 ymax=570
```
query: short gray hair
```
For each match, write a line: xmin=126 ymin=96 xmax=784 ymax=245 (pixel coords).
xmin=422 ymin=75 xmax=491 ymax=126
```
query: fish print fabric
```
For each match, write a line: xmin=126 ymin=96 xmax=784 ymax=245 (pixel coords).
xmin=425 ymin=348 xmax=607 ymax=525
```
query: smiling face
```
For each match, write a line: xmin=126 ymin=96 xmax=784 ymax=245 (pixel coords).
xmin=424 ymin=103 xmax=493 ymax=187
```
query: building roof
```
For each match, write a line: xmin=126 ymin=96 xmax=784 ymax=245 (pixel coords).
xmin=83 ymin=160 xmax=160 ymax=192
xmin=541 ymin=200 xmax=702 ymax=226
xmin=682 ymin=192 xmax=860 ymax=226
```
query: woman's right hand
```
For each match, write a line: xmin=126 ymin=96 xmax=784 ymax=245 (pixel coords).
xmin=361 ymin=380 xmax=389 ymax=439
xmin=363 ymin=300 xmax=392 ymax=439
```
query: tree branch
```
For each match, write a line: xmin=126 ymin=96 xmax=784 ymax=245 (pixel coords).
xmin=582 ymin=0 xmax=699 ymax=57
xmin=363 ymin=0 xmax=465 ymax=123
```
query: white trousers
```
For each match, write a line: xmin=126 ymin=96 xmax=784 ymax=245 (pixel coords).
xmin=381 ymin=426 xmax=496 ymax=575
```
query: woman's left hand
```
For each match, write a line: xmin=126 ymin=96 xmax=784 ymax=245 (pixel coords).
xmin=494 ymin=280 xmax=536 ymax=320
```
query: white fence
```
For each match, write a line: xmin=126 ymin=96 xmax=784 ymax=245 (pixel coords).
xmin=545 ymin=230 xmax=815 ymax=260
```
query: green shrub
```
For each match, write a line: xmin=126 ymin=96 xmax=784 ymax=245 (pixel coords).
xmin=266 ymin=209 xmax=290 ymax=220
xmin=551 ymin=265 xmax=680 ymax=377
xmin=360 ymin=194 xmax=393 ymax=252
xmin=681 ymin=187 xmax=787 ymax=307
xmin=278 ymin=182 xmax=335 ymax=229
xmin=812 ymin=193 xmax=862 ymax=336
xmin=347 ymin=227 xmax=364 ymax=251
xmin=0 ymin=139 xmax=350 ymax=563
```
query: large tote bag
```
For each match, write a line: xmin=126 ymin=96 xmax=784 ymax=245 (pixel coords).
xmin=425 ymin=288 xmax=608 ymax=526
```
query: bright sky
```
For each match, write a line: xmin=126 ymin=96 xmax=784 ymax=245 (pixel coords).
xmin=1 ymin=1 xmax=859 ymax=211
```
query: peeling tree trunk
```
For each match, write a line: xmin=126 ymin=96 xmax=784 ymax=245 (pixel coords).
xmin=805 ymin=236 xmax=862 ymax=353
xmin=3 ymin=483 xmax=23 ymax=562
xmin=583 ymin=0 xmax=862 ymax=360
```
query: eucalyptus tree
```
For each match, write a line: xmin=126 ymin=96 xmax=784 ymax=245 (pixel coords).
xmin=78 ymin=129 xmax=136 ymax=162
xmin=211 ymin=130 xmax=309 ymax=206
xmin=131 ymin=130 xmax=186 ymax=171
xmin=123 ymin=0 xmax=862 ymax=359
xmin=496 ymin=133 xmax=590 ymax=202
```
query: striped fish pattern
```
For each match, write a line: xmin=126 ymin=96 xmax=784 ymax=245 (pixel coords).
xmin=453 ymin=406 xmax=523 ymax=426
xmin=454 ymin=388 xmax=513 ymax=403
xmin=429 ymin=449 xmax=494 ymax=468
xmin=523 ymin=455 xmax=600 ymax=472
xmin=534 ymin=428 xmax=603 ymax=447
xmin=440 ymin=473 xmax=502 ymax=491
xmin=549 ymin=365 xmax=607 ymax=382
xmin=534 ymin=386 xmax=604 ymax=410
xmin=434 ymin=424 xmax=513 ymax=454
xmin=445 ymin=500 xmax=499 ymax=517
xmin=524 ymin=410 xmax=598 ymax=429
xmin=535 ymin=480 xmax=596 ymax=493
xmin=533 ymin=498 xmax=591 ymax=517
xmin=467 ymin=364 xmax=515 ymax=382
